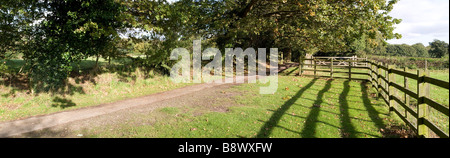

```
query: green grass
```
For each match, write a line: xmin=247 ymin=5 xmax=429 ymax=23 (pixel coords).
xmin=3 ymin=59 xmax=26 ymax=73
xmin=390 ymin=69 xmax=449 ymax=136
xmin=160 ymin=107 xmax=181 ymax=115
xmin=3 ymin=59 xmax=447 ymax=137
xmin=283 ymin=65 xmax=449 ymax=137
xmin=83 ymin=76 xmax=407 ymax=138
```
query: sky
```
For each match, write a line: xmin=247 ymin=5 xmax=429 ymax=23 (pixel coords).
xmin=387 ymin=0 xmax=449 ymax=46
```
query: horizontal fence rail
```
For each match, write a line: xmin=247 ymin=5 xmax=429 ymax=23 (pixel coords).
xmin=299 ymin=57 xmax=369 ymax=80
xmin=367 ymin=61 xmax=449 ymax=138
xmin=299 ymin=57 xmax=449 ymax=138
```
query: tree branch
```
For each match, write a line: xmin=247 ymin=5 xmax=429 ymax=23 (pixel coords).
xmin=262 ymin=10 xmax=304 ymax=18
xmin=237 ymin=0 xmax=259 ymax=18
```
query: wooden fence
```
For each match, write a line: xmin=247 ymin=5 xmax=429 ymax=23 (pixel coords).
xmin=298 ymin=57 xmax=449 ymax=138
xmin=299 ymin=56 xmax=370 ymax=80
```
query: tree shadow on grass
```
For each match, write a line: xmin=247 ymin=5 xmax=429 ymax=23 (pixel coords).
xmin=338 ymin=80 xmax=357 ymax=138
xmin=74 ymin=57 xmax=158 ymax=84
xmin=299 ymin=79 xmax=333 ymax=138
xmin=358 ymin=81 xmax=412 ymax=138
xmin=19 ymin=128 xmax=71 ymax=138
xmin=51 ymin=97 xmax=76 ymax=109
xmin=360 ymin=81 xmax=387 ymax=130
xmin=1 ymin=57 xmax=155 ymax=98
xmin=256 ymin=78 xmax=318 ymax=138
xmin=284 ymin=67 xmax=299 ymax=76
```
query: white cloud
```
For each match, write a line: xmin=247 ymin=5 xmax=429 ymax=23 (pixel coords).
xmin=166 ymin=0 xmax=179 ymax=3
xmin=387 ymin=0 xmax=449 ymax=46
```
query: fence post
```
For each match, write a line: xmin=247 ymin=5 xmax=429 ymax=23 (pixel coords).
xmin=368 ymin=60 xmax=372 ymax=86
xmin=424 ymin=60 xmax=430 ymax=94
xmin=280 ymin=53 xmax=284 ymax=65
xmin=404 ymin=67 xmax=409 ymax=119
xmin=372 ymin=60 xmax=376 ymax=88
xmin=388 ymin=65 xmax=394 ymax=114
xmin=299 ymin=56 xmax=303 ymax=76
xmin=384 ymin=63 xmax=389 ymax=100
xmin=330 ymin=58 xmax=334 ymax=79
xmin=349 ymin=60 xmax=352 ymax=80
xmin=314 ymin=59 xmax=317 ymax=78
xmin=424 ymin=61 xmax=431 ymax=136
xmin=377 ymin=62 xmax=382 ymax=100
xmin=417 ymin=70 xmax=429 ymax=138
xmin=365 ymin=57 xmax=368 ymax=67
xmin=352 ymin=55 xmax=356 ymax=66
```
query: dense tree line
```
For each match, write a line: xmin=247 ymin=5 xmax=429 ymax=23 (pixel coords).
xmin=1 ymin=0 xmax=402 ymax=91
xmin=370 ymin=40 xmax=449 ymax=58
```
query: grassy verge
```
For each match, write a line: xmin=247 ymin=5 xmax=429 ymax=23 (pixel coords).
xmin=82 ymin=76 xmax=410 ymax=138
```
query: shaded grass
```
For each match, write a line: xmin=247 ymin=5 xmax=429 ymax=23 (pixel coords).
xmin=0 ymin=69 xmax=193 ymax=122
xmin=1 ymin=57 xmax=194 ymax=122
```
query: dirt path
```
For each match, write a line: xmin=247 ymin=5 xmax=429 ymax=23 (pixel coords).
xmin=1 ymin=63 xmax=300 ymax=138
xmin=0 ymin=76 xmax=257 ymax=137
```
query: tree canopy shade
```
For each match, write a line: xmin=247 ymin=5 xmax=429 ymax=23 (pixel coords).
xmin=1 ymin=0 xmax=403 ymax=92
xmin=166 ymin=0 xmax=401 ymax=55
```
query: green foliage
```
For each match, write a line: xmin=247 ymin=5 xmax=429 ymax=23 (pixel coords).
xmin=383 ymin=40 xmax=448 ymax=59
xmin=1 ymin=0 xmax=407 ymax=92
xmin=399 ymin=44 xmax=417 ymax=57
xmin=19 ymin=0 xmax=126 ymax=92
xmin=385 ymin=44 xmax=418 ymax=57
xmin=0 ymin=0 xmax=42 ymax=62
xmin=166 ymin=0 xmax=401 ymax=57
xmin=369 ymin=56 xmax=449 ymax=70
xmin=429 ymin=39 xmax=449 ymax=58
xmin=0 ymin=61 xmax=8 ymax=77
xmin=412 ymin=43 xmax=429 ymax=57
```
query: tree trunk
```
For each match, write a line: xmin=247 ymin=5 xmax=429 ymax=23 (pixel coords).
xmin=94 ymin=54 xmax=100 ymax=73
xmin=283 ymin=48 xmax=292 ymax=63
xmin=238 ymin=0 xmax=259 ymax=18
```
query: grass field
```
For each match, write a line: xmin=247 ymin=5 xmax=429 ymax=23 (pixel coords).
xmin=1 ymin=59 xmax=447 ymax=138
xmin=81 ymin=76 xmax=410 ymax=138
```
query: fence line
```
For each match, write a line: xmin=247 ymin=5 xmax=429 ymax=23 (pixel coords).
xmin=298 ymin=57 xmax=449 ymax=138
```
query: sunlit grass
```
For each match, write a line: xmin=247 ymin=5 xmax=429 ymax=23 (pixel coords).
xmin=84 ymin=76 xmax=405 ymax=138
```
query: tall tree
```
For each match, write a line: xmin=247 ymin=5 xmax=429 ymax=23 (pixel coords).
xmin=171 ymin=0 xmax=401 ymax=58
xmin=429 ymin=39 xmax=449 ymax=58
xmin=412 ymin=43 xmax=428 ymax=57
xmin=399 ymin=44 xmax=417 ymax=57
xmin=23 ymin=0 xmax=125 ymax=92
xmin=0 ymin=0 xmax=42 ymax=59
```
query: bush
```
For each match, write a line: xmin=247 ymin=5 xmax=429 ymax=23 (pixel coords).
xmin=369 ymin=56 xmax=449 ymax=70
xmin=407 ymin=64 xmax=417 ymax=69
xmin=0 ymin=61 xmax=8 ymax=77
